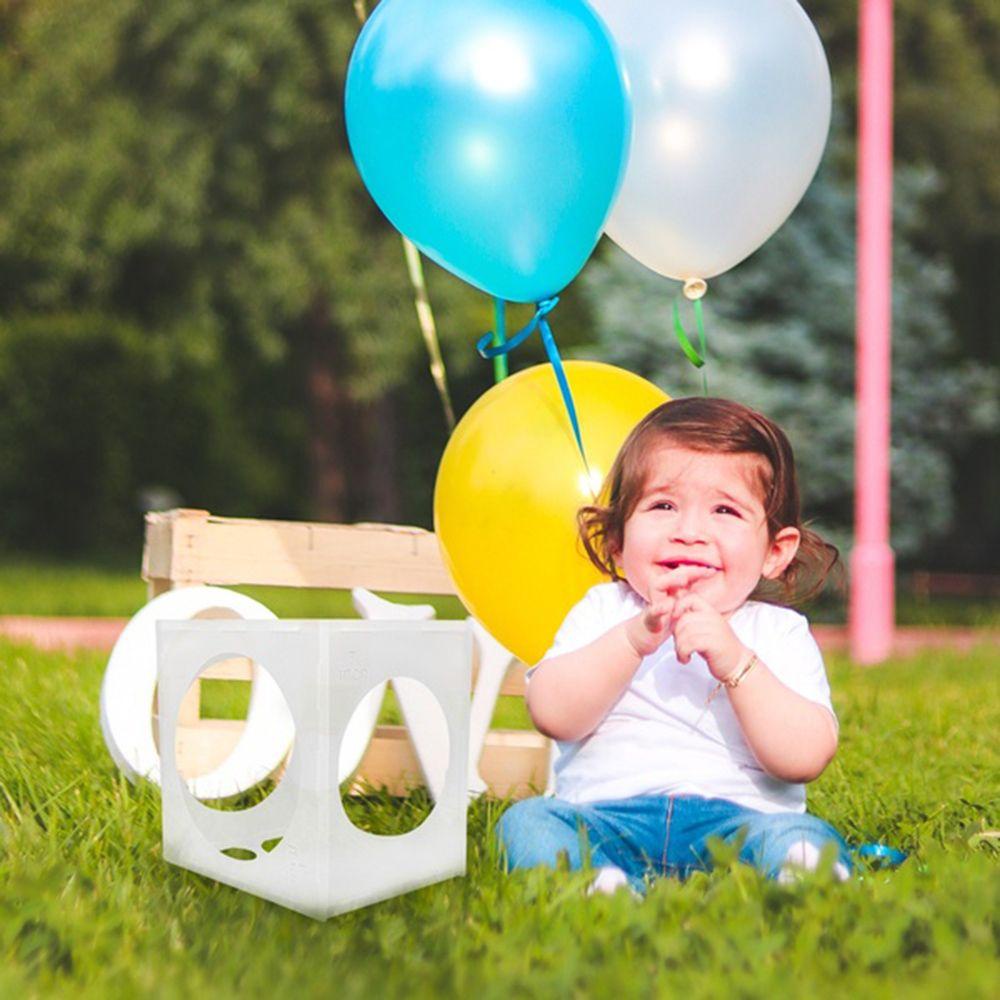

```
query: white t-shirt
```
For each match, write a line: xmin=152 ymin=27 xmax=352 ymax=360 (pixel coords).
xmin=534 ymin=582 xmax=837 ymax=814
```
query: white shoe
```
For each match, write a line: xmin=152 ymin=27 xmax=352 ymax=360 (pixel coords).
xmin=587 ymin=865 xmax=641 ymax=899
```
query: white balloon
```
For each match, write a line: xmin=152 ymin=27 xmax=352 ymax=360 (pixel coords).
xmin=589 ymin=0 xmax=831 ymax=280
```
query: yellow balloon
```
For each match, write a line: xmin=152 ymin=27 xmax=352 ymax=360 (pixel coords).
xmin=434 ymin=361 xmax=668 ymax=664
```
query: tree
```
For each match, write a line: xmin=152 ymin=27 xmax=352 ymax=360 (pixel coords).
xmin=580 ymin=136 xmax=998 ymax=562
xmin=804 ymin=0 xmax=999 ymax=241
xmin=0 ymin=312 xmax=273 ymax=554
xmin=0 ymin=0 xmax=489 ymax=535
xmin=802 ymin=0 xmax=1000 ymax=568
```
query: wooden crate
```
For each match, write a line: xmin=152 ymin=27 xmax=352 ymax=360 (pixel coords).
xmin=143 ymin=508 xmax=550 ymax=799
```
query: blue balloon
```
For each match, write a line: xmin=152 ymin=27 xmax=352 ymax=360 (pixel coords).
xmin=345 ymin=0 xmax=631 ymax=304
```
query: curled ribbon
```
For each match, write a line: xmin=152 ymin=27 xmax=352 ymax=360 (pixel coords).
xmin=477 ymin=296 xmax=588 ymax=467
xmin=672 ymin=296 xmax=709 ymax=396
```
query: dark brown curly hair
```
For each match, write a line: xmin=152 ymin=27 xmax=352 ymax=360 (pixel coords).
xmin=578 ymin=397 xmax=840 ymax=606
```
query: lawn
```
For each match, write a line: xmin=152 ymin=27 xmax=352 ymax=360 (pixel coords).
xmin=1 ymin=557 xmax=998 ymax=626
xmin=0 ymin=558 xmax=468 ymax=620
xmin=0 ymin=631 xmax=997 ymax=997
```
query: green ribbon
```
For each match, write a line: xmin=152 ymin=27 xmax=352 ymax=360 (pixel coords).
xmin=672 ymin=297 xmax=709 ymax=396
xmin=491 ymin=298 xmax=509 ymax=383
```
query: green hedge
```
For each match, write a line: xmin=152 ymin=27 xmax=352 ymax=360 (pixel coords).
xmin=0 ymin=313 xmax=285 ymax=557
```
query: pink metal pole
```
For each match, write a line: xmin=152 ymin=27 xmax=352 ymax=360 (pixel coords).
xmin=850 ymin=0 xmax=895 ymax=663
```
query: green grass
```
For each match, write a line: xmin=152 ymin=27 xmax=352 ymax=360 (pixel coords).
xmin=0 ymin=558 xmax=468 ymax=620
xmin=2 ymin=557 xmax=998 ymax=626
xmin=1 ymin=636 xmax=997 ymax=997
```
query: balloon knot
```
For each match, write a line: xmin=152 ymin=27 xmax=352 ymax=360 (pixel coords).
xmin=476 ymin=296 xmax=561 ymax=359
xmin=536 ymin=295 xmax=560 ymax=317
xmin=683 ymin=278 xmax=707 ymax=301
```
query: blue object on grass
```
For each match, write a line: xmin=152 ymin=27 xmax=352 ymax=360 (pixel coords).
xmin=854 ymin=843 xmax=907 ymax=868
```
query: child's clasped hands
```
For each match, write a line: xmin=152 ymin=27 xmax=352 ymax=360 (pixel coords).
xmin=625 ymin=564 xmax=748 ymax=680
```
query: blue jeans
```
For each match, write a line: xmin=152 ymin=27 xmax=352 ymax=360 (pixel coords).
xmin=498 ymin=795 xmax=851 ymax=890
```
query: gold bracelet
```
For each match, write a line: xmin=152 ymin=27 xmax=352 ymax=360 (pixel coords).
xmin=706 ymin=651 xmax=759 ymax=705
xmin=725 ymin=651 xmax=759 ymax=689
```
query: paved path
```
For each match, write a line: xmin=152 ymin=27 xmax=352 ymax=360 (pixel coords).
xmin=0 ymin=616 xmax=997 ymax=658
xmin=0 ymin=616 xmax=129 ymax=651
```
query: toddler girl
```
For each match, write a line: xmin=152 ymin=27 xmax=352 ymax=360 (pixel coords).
xmin=499 ymin=397 xmax=852 ymax=893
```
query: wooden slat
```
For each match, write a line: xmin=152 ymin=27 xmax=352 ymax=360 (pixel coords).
xmin=476 ymin=729 xmax=551 ymax=800
xmin=354 ymin=726 xmax=549 ymax=799
xmin=199 ymin=658 xmax=254 ymax=681
xmin=144 ymin=508 xmax=551 ymax=801
xmin=349 ymin=725 xmax=425 ymax=796
xmin=141 ymin=508 xmax=189 ymax=589
xmin=499 ymin=663 xmax=529 ymax=698
xmin=173 ymin=722 xmax=548 ymax=800
xmin=175 ymin=719 xmax=245 ymax=781
xmin=187 ymin=658 xmax=510 ymax=688
xmin=177 ymin=678 xmax=201 ymax=726
xmin=143 ymin=509 xmax=456 ymax=594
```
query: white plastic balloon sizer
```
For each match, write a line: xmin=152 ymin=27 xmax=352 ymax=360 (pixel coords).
xmin=156 ymin=618 xmax=473 ymax=919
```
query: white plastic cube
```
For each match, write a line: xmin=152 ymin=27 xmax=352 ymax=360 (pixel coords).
xmin=156 ymin=619 xmax=472 ymax=919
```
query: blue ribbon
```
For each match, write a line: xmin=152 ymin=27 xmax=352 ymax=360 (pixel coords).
xmin=477 ymin=296 xmax=587 ymax=466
